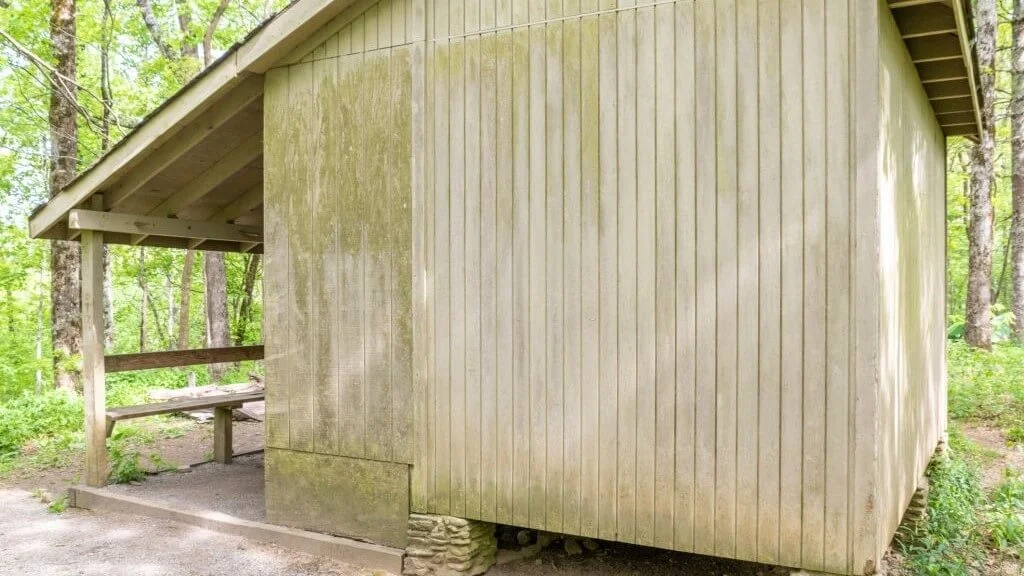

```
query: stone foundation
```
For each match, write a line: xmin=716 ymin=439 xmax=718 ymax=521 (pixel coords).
xmin=403 ymin=514 xmax=497 ymax=576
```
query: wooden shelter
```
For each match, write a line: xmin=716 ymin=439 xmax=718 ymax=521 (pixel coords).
xmin=29 ymin=0 xmax=981 ymax=574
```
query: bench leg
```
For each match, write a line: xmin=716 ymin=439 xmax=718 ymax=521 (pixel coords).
xmin=213 ymin=407 xmax=233 ymax=464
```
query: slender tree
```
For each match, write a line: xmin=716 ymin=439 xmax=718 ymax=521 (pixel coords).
xmin=49 ymin=0 xmax=81 ymax=390
xmin=967 ymin=0 xmax=997 ymax=349
xmin=1012 ymin=0 xmax=1024 ymax=341
xmin=205 ymin=253 xmax=229 ymax=381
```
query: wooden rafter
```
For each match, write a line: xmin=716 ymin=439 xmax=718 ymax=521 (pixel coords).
xmin=104 ymin=75 xmax=264 ymax=210
xmin=889 ymin=0 xmax=982 ymax=137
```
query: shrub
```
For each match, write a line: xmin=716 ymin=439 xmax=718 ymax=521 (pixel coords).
xmin=0 ymin=392 xmax=82 ymax=458
xmin=899 ymin=454 xmax=985 ymax=576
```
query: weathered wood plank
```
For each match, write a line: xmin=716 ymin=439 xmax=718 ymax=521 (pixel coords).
xmin=596 ymin=6 xmax=618 ymax=542
xmin=465 ymin=35 xmax=483 ymax=520
xmin=263 ymin=67 xmax=289 ymax=451
xmin=735 ymin=0 xmax=759 ymax=562
xmin=779 ymin=0 xmax=805 ymax=564
xmin=511 ymin=25 xmax=531 ymax=528
xmin=528 ymin=20 xmax=548 ymax=530
xmin=338 ymin=52 xmax=367 ymax=459
xmin=801 ymin=1 xmax=827 ymax=570
xmin=545 ymin=18 xmax=565 ymax=535
xmin=824 ymin=1 xmax=851 ymax=572
xmin=213 ymin=407 xmax=234 ymax=464
xmin=634 ymin=3 xmax=657 ymax=548
xmin=312 ymin=52 xmax=341 ymax=457
xmin=433 ymin=41 xmax=453 ymax=514
xmin=68 ymin=211 xmax=262 ymax=244
xmin=652 ymin=0 xmax=675 ymax=552
xmin=287 ymin=61 xmax=315 ymax=453
xmin=495 ymin=28 xmax=515 ymax=525
xmin=364 ymin=50 xmax=394 ymax=463
xmin=561 ymin=14 xmax=583 ymax=538
xmin=713 ymin=0 xmax=738 ymax=557
xmin=693 ymin=0 xmax=716 ymax=556
xmin=756 ymin=0 xmax=782 ymax=564
xmin=411 ymin=35 xmax=430 ymax=510
xmin=673 ymin=0 xmax=696 ymax=553
xmin=479 ymin=31 xmax=499 ymax=523
xmin=579 ymin=12 xmax=600 ymax=539
xmin=105 ymin=345 xmax=265 ymax=373
xmin=390 ymin=46 xmax=415 ymax=466
xmin=82 ymin=197 xmax=106 ymax=487
xmin=449 ymin=37 xmax=468 ymax=517
xmin=616 ymin=5 xmax=638 ymax=545
xmin=106 ymin=391 xmax=264 ymax=421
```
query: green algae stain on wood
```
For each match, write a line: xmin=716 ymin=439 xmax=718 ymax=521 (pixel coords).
xmin=265 ymin=448 xmax=411 ymax=548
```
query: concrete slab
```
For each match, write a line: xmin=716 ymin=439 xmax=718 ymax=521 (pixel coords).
xmin=69 ymin=485 xmax=405 ymax=575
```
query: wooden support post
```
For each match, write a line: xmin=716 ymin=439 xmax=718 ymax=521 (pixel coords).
xmin=213 ymin=406 xmax=233 ymax=464
xmin=82 ymin=195 xmax=107 ymax=487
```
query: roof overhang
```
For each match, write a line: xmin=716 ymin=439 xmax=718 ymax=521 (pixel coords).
xmin=28 ymin=0 xmax=362 ymax=252
xmin=888 ymin=0 xmax=983 ymax=139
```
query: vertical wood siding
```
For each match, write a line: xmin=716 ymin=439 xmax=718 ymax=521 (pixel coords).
xmin=876 ymin=3 xmax=946 ymax=567
xmin=412 ymin=2 xmax=887 ymax=574
xmin=263 ymin=0 xmax=419 ymax=465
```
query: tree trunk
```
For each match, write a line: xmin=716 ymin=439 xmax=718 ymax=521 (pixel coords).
xmin=233 ymin=253 xmax=260 ymax=345
xmin=178 ymin=250 xmax=194 ymax=349
xmin=205 ymin=252 xmax=229 ymax=381
xmin=1013 ymin=0 xmax=1024 ymax=340
xmin=203 ymin=0 xmax=232 ymax=66
xmin=967 ymin=0 xmax=997 ymax=349
xmin=49 ymin=0 xmax=80 ymax=391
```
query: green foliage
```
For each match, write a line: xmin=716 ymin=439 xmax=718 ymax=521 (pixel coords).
xmin=899 ymin=454 xmax=986 ymax=576
xmin=0 ymin=392 xmax=82 ymax=458
xmin=47 ymin=492 xmax=69 ymax=514
xmin=107 ymin=442 xmax=146 ymax=484
xmin=948 ymin=341 xmax=1024 ymax=440
xmin=987 ymin=471 xmax=1024 ymax=551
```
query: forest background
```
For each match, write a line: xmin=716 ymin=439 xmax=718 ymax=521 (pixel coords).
xmin=1 ymin=0 xmax=1024 ymax=574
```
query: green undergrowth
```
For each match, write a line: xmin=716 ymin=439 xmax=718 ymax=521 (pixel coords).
xmin=0 ymin=362 xmax=258 ymax=473
xmin=948 ymin=340 xmax=1024 ymax=442
xmin=897 ymin=427 xmax=1024 ymax=575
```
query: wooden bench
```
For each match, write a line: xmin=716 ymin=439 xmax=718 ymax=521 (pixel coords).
xmin=104 ymin=391 xmax=265 ymax=464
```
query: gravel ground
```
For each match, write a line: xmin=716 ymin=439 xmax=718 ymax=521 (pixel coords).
xmin=105 ymin=453 xmax=266 ymax=522
xmin=0 ymin=489 xmax=375 ymax=576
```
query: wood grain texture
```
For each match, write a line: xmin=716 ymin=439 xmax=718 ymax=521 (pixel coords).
xmin=756 ymin=0 xmax=781 ymax=565
xmin=263 ymin=67 xmax=289 ymax=451
xmin=399 ymin=4 xmax=934 ymax=575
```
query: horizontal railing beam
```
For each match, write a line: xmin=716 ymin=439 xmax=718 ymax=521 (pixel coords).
xmin=105 ymin=345 xmax=264 ymax=373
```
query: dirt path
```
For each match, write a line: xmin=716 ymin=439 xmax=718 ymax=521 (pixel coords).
xmin=0 ymin=489 xmax=373 ymax=576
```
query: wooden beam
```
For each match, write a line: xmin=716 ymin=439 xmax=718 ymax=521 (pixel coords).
xmin=936 ymin=111 xmax=976 ymax=125
xmin=106 ymin=391 xmax=264 ymax=422
xmin=905 ymin=34 xmax=962 ymax=63
xmin=104 ymin=75 xmax=264 ymax=210
xmin=82 ymin=195 xmax=107 ymax=488
xmin=214 ymin=407 xmax=234 ymax=464
xmin=931 ymin=96 xmax=974 ymax=114
xmin=892 ymin=4 xmax=957 ymax=39
xmin=104 ymin=345 xmax=265 ymax=373
xmin=129 ymin=137 xmax=262 ymax=245
xmin=151 ymin=137 xmax=262 ymax=218
xmin=208 ymin=183 xmax=264 ymax=223
xmin=68 ymin=210 xmax=263 ymax=244
xmin=915 ymin=58 xmax=968 ymax=83
xmin=943 ymin=124 xmax=979 ymax=136
xmin=925 ymin=78 xmax=971 ymax=99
